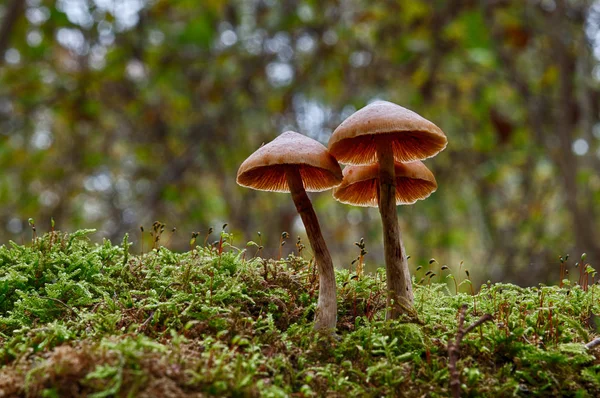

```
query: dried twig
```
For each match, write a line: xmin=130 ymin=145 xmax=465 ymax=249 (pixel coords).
xmin=137 ymin=310 xmax=157 ymax=333
xmin=39 ymin=296 xmax=81 ymax=319
xmin=448 ymin=304 xmax=493 ymax=398
xmin=585 ymin=337 xmax=600 ymax=350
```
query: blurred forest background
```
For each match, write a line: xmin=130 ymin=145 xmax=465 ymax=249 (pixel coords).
xmin=1 ymin=0 xmax=599 ymax=286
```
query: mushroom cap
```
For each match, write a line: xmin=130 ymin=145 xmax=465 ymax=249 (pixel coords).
xmin=332 ymin=161 xmax=437 ymax=207
xmin=237 ymin=131 xmax=343 ymax=192
xmin=328 ymin=100 xmax=447 ymax=165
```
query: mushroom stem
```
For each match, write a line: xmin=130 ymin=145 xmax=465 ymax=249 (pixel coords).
xmin=286 ymin=167 xmax=337 ymax=331
xmin=376 ymin=140 xmax=415 ymax=319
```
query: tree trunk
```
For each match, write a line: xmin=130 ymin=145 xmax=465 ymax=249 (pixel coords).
xmin=286 ymin=167 xmax=337 ymax=331
xmin=376 ymin=140 xmax=414 ymax=319
xmin=0 ymin=0 xmax=24 ymax=66
xmin=552 ymin=2 xmax=600 ymax=267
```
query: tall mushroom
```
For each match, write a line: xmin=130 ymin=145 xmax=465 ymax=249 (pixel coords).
xmin=237 ymin=131 xmax=342 ymax=331
xmin=328 ymin=101 xmax=446 ymax=318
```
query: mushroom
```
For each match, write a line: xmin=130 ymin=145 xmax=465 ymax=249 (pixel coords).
xmin=328 ymin=101 xmax=446 ymax=318
xmin=332 ymin=161 xmax=437 ymax=207
xmin=237 ymin=131 xmax=342 ymax=331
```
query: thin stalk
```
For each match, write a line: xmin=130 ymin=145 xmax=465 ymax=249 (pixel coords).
xmin=286 ymin=167 xmax=337 ymax=331
xmin=376 ymin=139 xmax=414 ymax=319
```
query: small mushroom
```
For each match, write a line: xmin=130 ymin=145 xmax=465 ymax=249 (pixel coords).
xmin=333 ymin=161 xmax=437 ymax=207
xmin=237 ymin=131 xmax=342 ymax=331
xmin=328 ymin=101 xmax=446 ymax=318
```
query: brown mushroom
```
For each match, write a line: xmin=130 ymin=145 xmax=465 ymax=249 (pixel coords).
xmin=328 ymin=101 xmax=446 ymax=319
xmin=328 ymin=100 xmax=447 ymax=165
xmin=237 ymin=131 xmax=342 ymax=331
xmin=333 ymin=161 xmax=437 ymax=207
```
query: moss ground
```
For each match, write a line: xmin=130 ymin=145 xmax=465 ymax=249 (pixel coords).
xmin=1 ymin=230 xmax=600 ymax=397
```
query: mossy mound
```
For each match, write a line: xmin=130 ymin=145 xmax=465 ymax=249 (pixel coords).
xmin=1 ymin=230 xmax=599 ymax=397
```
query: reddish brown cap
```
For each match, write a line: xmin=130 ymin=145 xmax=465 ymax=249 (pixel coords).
xmin=332 ymin=161 xmax=437 ymax=207
xmin=237 ymin=131 xmax=343 ymax=192
xmin=328 ymin=101 xmax=447 ymax=165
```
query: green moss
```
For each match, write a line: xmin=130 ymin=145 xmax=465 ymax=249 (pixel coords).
xmin=0 ymin=230 xmax=600 ymax=396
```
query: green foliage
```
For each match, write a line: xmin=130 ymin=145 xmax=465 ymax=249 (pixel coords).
xmin=1 ymin=230 xmax=600 ymax=396
xmin=2 ymin=0 xmax=600 ymax=286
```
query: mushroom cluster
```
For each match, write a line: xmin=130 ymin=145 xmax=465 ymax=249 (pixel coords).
xmin=236 ymin=100 xmax=446 ymax=330
xmin=328 ymin=100 xmax=447 ymax=319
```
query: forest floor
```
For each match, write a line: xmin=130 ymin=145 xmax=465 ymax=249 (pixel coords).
xmin=1 ymin=230 xmax=600 ymax=397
